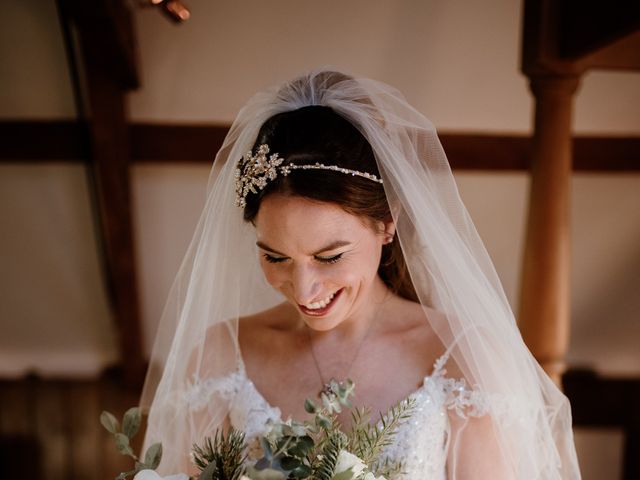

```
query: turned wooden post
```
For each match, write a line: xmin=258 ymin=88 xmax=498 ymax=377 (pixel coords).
xmin=518 ymin=75 xmax=580 ymax=384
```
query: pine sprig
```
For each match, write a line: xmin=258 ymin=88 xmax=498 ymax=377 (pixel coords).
xmin=372 ymin=456 xmax=405 ymax=479
xmin=192 ymin=428 xmax=247 ymax=480
xmin=348 ymin=397 xmax=416 ymax=466
xmin=312 ymin=431 xmax=348 ymax=480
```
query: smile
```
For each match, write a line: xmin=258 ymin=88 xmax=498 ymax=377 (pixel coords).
xmin=298 ymin=288 xmax=343 ymax=316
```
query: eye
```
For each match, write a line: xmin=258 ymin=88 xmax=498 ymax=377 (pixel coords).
xmin=263 ymin=253 xmax=287 ymax=264
xmin=315 ymin=253 xmax=343 ymax=264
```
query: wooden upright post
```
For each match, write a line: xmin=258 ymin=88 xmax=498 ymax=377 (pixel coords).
xmin=518 ymin=75 xmax=579 ymax=384
xmin=519 ymin=0 xmax=639 ymax=385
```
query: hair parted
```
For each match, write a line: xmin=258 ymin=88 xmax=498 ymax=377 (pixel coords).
xmin=242 ymin=105 xmax=418 ymax=302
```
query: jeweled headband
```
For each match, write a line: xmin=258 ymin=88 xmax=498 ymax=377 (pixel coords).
xmin=235 ymin=144 xmax=383 ymax=208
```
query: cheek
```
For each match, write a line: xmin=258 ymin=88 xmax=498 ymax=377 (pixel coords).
xmin=331 ymin=258 xmax=376 ymax=286
xmin=260 ymin=262 xmax=286 ymax=288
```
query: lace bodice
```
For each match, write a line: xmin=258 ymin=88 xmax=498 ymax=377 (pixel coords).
xmin=184 ymin=354 xmax=487 ymax=479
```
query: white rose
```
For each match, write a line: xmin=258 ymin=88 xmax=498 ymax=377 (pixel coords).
xmin=133 ymin=469 xmax=189 ymax=480
xmin=363 ymin=473 xmax=386 ymax=480
xmin=333 ymin=450 xmax=367 ymax=478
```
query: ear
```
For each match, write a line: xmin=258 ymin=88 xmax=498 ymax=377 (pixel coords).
xmin=381 ymin=218 xmax=396 ymax=244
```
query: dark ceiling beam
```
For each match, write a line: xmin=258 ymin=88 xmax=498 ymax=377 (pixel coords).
xmin=558 ymin=0 xmax=640 ymax=61
xmin=58 ymin=0 xmax=139 ymax=90
xmin=564 ymin=369 xmax=640 ymax=479
xmin=57 ymin=0 xmax=145 ymax=387
xmin=1 ymin=121 xmax=638 ymax=171
xmin=522 ymin=0 xmax=640 ymax=76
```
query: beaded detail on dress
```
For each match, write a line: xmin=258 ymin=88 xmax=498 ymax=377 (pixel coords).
xmin=184 ymin=353 xmax=488 ymax=479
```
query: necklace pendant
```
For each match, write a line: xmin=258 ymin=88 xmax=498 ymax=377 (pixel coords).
xmin=320 ymin=383 xmax=332 ymax=398
xmin=320 ymin=377 xmax=337 ymax=398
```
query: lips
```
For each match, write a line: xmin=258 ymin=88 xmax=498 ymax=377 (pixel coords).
xmin=298 ymin=288 xmax=343 ymax=317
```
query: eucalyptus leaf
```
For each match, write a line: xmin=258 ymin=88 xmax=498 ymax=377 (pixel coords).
xmin=290 ymin=435 xmax=314 ymax=457
xmin=280 ymin=456 xmax=301 ymax=470
xmin=291 ymin=463 xmax=312 ymax=478
xmin=298 ymin=435 xmax=314 ymax=450
xmin=115 ymin=432 xmax=135 ymax=457
xmin=144 ymin=442 xmax=162 ymax=470
xmin=316 ymin=414 xmax=332 ymax=430
xmin=304 ymin=398 xmax=316 ymax=414
xmin=123 ymin=407 xmax=142 ymax=439
xmin=246 ymin=466 xmax=288 ymax=480
xmin=100 ymin=410 xmax=120 ymax=434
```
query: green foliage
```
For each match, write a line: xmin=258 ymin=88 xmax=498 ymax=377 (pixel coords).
xmin=192 ymin=428 xmax=247 ymax=480
xmin=99 ymin=407 xmax=164 ymax=480
xmin=249 ymin=380 xmax=415 ymax=480
xmin=311 ymin=431 xmax=347 ymax=480
xmin=100 ymin=411 xmax=120 ymax=434
xmin=144 ymin=443 xmax=163 ymax=470
xmin=123 ymin=407 xmax=142 ymax=439
xmin=100 ymin=380 xmax=415 ymax=480
xmin=347 ymin=398 xmax=415 ymax=476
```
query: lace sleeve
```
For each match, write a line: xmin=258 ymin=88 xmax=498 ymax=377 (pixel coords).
xmin=183 ymin=373 xmax=243 ymax=412
xmin=430 ymin=353 xmax=489 ymax=419
xmin=431 ymin=353 xmax=535 ymax=426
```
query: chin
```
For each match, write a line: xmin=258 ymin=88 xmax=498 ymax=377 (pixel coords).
xmin=303 ymin=316 xmax=343 ymax=332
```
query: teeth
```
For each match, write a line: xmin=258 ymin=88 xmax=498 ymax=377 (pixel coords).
xmin=304 ymin=291 xmax=336 ymax=310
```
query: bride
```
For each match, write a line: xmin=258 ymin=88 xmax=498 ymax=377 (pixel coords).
xmin=140 ymin=70 xmax=581 ymax=479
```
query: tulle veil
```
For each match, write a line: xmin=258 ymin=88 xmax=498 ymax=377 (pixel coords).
xmin=140 ymin=68 xmax=580 ymax=479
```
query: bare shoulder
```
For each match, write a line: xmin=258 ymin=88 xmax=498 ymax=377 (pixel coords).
xmin=240 ymin=302 xmax=297 ymax=331
xmin=383 ymin=296 xmax=443 ymax=339
xmin=238 ymin=302 xmax=300 ymax=356
xmin=200 ymin=303 xmax=293 ymax=356
xmin=378 ymin=295 xmax=447 ymax=369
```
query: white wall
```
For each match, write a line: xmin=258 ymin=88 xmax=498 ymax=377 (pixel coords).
xmin=0 ymin=163 xmax=117 ymax=376
xmin=128 ymin=0 xmax=640 ymax=133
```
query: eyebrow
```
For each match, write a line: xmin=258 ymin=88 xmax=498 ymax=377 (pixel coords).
xmin=256 ymin=240 xmax=352 ymax=257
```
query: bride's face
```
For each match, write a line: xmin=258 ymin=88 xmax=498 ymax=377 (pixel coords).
xmin=254 ymin=194 xmax=392 ymax=331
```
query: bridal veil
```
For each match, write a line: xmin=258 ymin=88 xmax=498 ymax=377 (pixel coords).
xmin=140 ymin=69 xmax=581 ymax=479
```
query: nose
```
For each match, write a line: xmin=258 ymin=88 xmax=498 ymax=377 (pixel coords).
xmin=290 ymin=263 xmax=321 ymax=304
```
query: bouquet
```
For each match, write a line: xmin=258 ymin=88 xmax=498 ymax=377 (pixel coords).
xmin=101 ymin=379 xmax=414 ymax=480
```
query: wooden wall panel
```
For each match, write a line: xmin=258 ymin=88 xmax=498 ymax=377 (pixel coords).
xmin=0 ymin=376 xmax=141 ymax=480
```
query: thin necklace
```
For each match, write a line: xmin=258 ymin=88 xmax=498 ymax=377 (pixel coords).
xmin=306 ymin=319 xmax=375 ymax=398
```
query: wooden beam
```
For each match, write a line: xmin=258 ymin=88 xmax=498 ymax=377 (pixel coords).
xmin=563 ymin=369 xmax=640 ymax=479
xmin=522 ymin=0 xmax=640 ymax=76
xmin=0 ymin=121 xmax=87 ymax=161
xmin=59 ymin=0 xmax=139 ymax=89
xmin=558 ymin=0 xmax=640 ymax=60
xmin=1 ymin=121 xmax=639 ymax=171
xmin=58 ymin=0 xmax=145 ymax=387
xmin=130 ymin=123 xmax=229 ymax=163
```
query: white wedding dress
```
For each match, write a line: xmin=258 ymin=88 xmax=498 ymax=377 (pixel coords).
xmin=184 ymin=352 xmax=488 ymax=479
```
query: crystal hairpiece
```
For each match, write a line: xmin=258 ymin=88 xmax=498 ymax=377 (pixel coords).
xmin=235 ymin=144 xmax=383 ymax=208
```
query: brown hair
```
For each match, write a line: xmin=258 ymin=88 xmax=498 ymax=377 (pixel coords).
xmin=242 ymin=105 xmax=418 ymax=302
